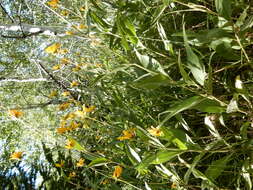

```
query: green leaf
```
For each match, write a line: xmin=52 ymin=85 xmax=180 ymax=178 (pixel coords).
xmin=125 ymin=144 xmax=141 ymax=165
xmin=135 ymin=50 xmax=168 ymax=76
xmin=215 ymin=0 xmax=232 ymax=20
xmin=159 ymin=96 xmax=205 ymax=126
xmin=241 ymin=16 xmax=253 ymax=31
xmin=88 ymin=157 xmax=108 ymax=167
xmin=183 ymin=24 xmax=206 ymax=85
xmin=89 ymin=11 xmax=110 ymax=29
xmin=132 ymin=73 xmax=171 ymax=89
xmin=192 ymin=98 xmax=226 ymax=113
xmin=178 ymin=51 xmax=195 ymax=85
xmin=204 ymin=155 xmax=231 ymax=182
xmin=136 ymin=150 xmax=183 ymax=172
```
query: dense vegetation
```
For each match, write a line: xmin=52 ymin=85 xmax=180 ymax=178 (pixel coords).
xmin=0 ymin=0 xmax=253 ymax=189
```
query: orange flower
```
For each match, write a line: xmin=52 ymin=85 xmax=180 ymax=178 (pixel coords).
xmin=117 ymin=129 xmax=135 ymax=141
xmin=55 ymin=160 xmax=64 ymax=168
xmin=10 ymin=152 xmax=23 ymax=160
xmin=147 ymin=126 xmax=163 ymax=137
xmin=65 ymin=139 xmax=75 ymax=149
xmin=56 ymin=127 xmax=68 ymax=134
xmin=76 ymin=158 xmax=85 ymax=167
xmin=45 ymin=43 xmax=61 ymax=54
xmin=9 ymin=109 xmax=23 ymax=118
xmin=113 ymin=166 xmax=123 ymax=178
xmin=58 ymin=102 xmax=70 ymax=110
xmin=171 ymin=182 xmax=177 ymax=189
xmin=47 ymin=0 xmax=59 ymax=8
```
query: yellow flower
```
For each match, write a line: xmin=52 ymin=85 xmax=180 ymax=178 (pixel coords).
xmin=77 ymin=24 xmax=87 ymax=29
xmin=56 ymin=127 xmax=68 ymax=134
xmin=69 ymin=121 xmax=80 ymax=130
xmin=61 ymin=58 xmax=70 ymax=64
xmin=62 ymin=91 xmax=70 ymax=97
xmin=61 ymin=10 xmax=69 ymax=16
xmin=83 ymin=105 xmax=95 ymax=113
xmin=58 ymin=102 xmax=70 ymax=110
xmin=58 ymin=48 xmax=68 ymax=54
xmin=62 ymin=112 xmax=75 ymax=120
xmin=49 ymin=90 xmax=58 ymax=98
xmin=147 ymin=126 xmax=163 ymax=137
xmin=65 ymin=31 xmax=74 ymax=35
xmin=52 ymin=64 xmax=62 ymax=70
xmin=101 ymin=179 xmax=109 ymax=184
xmin=171 ymin=182 xmax=177 ymax=189
xmin=45 ymin=43 xmax=61 ymax=54
xmin=71 ymin=81 xmax=79 ymax=87
xmin=76 ymin=158 xmax=85 ymax=167
xmin=117 ymin=129 xmax=135 ymax=141
xmin=65 ymin=139 xmax=75 ymax=149
xmin=69 ymin=171 xmax=76 ymax=178
xmin=72 ymin=66 xmax=81 ymax=72
xmin=9 ymin=109 xmax=23 ymax=118
xmin=47 ymin=0 xmax=59 ymax=8
xmin=10 ymin=152 xmax=23 ymax=160
xmin=55 ymin=160 xmax=64 ymax=168
xmin=113 ymin=166 xmax=123 ymax=178
xmin=80 ymin=6 xmax=85 ymax=11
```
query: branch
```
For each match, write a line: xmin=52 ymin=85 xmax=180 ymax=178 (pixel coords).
xmin=0 ymin=78 xmax=47 ymax=83
xmin=37 ymin=62 xmax=78 ymax=100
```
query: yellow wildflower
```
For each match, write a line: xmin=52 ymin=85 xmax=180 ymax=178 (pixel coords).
xmin=76 ymin=158 xmax=85 ymax=167
xmin=61 ymin=58 xmax=70 ymax=64
xmin=117 ymin=129 xmax=135 ymax=141
xmin=9 ymin=109 xmax=23 ymax=118
xmin=65 ymin=139 xmax=75 ymax=149
xmin=62 ymin=91 xmax=70 ymax=97
xmin=55 ymin=160 xmax=64 ymax=168
xmin=74 ymin=110 xmax=85 ymax=118
xmin=101 ymin=179 xmax=109 ymax=185
xmin=56 ymin=127 xmax=68 ymax=134
xmin=113 ymin=166 xmax=123 ymax=178
xmin=83 ymin=105 xmax=95 ymax=113
xmin=71 ymin=81 xmax=79 ymax=87
xmin=58 ymin=48 xmax=68 ymax=54
xmin=52 ymin=64 xmax=62 ymax=70
xmin=45 ymin=43 xmax=61 ymax=54
xmin=47 ymin=0 xmax=59 ymax=8
xmin=147 ymin=126 xmax=163 ymax=137
xmin=77 ymin=24 xmax=87 ymax=29
xmin=69 ymin=171 xmax=76 ymax=178
xmin=61 ymin=10 xmax=69 ymax=16
xmin=72 ymin=66 xmax=81 ymax=72
xmin=65 ymin=31 xmax=74 ymax=35
xmin=62 ymin=112 xmax=75 ymax=120
xmin=10 ymin=152 xmax=23 ymax=160
xmin=80 ymin=6 xmax=85 ymax=11
xmin=171 ymin=182 xmax=177 ymax=189
xmin=58 ymin=102 xmax=70 ymax=110
xmin=69 ymin=121 xmax=80 ymax=130
xmin=49 ymin=90 xmax=58 ymax=98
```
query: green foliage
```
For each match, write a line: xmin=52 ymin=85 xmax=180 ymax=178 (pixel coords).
xmin=0 ymin=0 xmax=253 ymax=189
